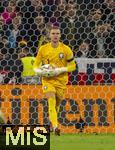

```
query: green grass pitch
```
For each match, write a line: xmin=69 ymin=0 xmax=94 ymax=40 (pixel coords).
xmin=0 ymin=133 xmax=115 ymax=150
xmin=50 ymin=133 xmax=115 ymax=150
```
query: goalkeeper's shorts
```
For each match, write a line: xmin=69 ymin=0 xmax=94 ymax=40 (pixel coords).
xmin=42 ymin=82 xmax=65 ymax=99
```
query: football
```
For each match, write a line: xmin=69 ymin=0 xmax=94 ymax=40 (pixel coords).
xmin=0 ymin=110 xmax=6 ymax=124
xmin=40 ymin=64 xmax=56 ymax=77
xmin=41 ymin=64 xmax=56 ymax=70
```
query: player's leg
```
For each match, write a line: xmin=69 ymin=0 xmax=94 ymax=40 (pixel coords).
xmin=56 ymin=96 xmax=62 ymax=114
xmin=54 ymin=88 xmax=65 ymax=136
xmin=56 ymin=88 xmax=65 ymax=114
xmin=43 ymin=84 xmax=58 ymax=131
xmin=45 ymin=92 xmax=58 ymax=129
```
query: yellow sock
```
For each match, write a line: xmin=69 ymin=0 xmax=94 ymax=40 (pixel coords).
xmin=48 ymin=97 xmax=58 ymax=128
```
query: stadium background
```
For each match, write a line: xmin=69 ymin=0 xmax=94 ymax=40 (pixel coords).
xmin=0 ymin=0 xmax=115 ymax=136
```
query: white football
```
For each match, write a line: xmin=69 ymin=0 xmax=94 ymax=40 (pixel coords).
xmin=41 ymin=64 xmax=55 ymax=70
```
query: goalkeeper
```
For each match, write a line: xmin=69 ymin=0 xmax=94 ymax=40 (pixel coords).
xmin=33 ymin=25 xmax=76 ymax=136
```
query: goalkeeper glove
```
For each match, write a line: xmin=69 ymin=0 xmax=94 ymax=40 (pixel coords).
xmin=34 ymin=67 xmax=68 ymax=77
xmin=34 ymin=68 xmax=43 ymax=76
xmin=34 ymin=68 xmax=54 ymax=77
xmin=41 ymin=68 xmax=54 ymax=77
xmin=42 ymin=67 xmax=68 ymax=77
xmin=53 ymin=67 xmax=67 ymax=76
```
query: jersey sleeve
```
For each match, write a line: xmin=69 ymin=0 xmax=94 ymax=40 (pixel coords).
xmin=66 ymin=46 xmax=74 ymax=61
xmin=65 ymin=46 xmax=76 ymax=72
xmin=33 ymin=47 xmax=42 ymax=69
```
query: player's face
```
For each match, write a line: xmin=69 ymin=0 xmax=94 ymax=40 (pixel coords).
xmin=50 ymin=29 xmax=61 ymax=43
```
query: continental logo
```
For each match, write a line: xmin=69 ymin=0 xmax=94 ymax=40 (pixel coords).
xmin=0 ymin=85 xmax=115 ymax=133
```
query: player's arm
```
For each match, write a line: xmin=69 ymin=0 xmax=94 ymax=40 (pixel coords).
xmin=55 ymin=58 xmax=76 ymax=75
xmin=66 ymin=58 xmax=76 ymax=72
xmin=54 ymin=47 xmax=76 ymax=75
xmin=33 ymin=47 xmax=52 ymax=77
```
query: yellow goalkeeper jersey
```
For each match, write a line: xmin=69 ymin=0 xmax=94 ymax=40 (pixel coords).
xmin=33 ymin=42 xmax=74 ymax=88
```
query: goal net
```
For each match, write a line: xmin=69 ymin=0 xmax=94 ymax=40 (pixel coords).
xmin=0 ymin=0 xmax=115 ymax=133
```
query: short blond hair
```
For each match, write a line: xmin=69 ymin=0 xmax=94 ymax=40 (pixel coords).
xmin=49 ymin=24 xmax=60 ymax=31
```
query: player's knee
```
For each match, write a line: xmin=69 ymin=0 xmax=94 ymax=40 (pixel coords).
xmin=44 ymin=92 xmax=55 ymax=99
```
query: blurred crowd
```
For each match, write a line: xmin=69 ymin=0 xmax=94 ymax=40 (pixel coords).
xmin=0 ymin=0 xmax=115 ymax=84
